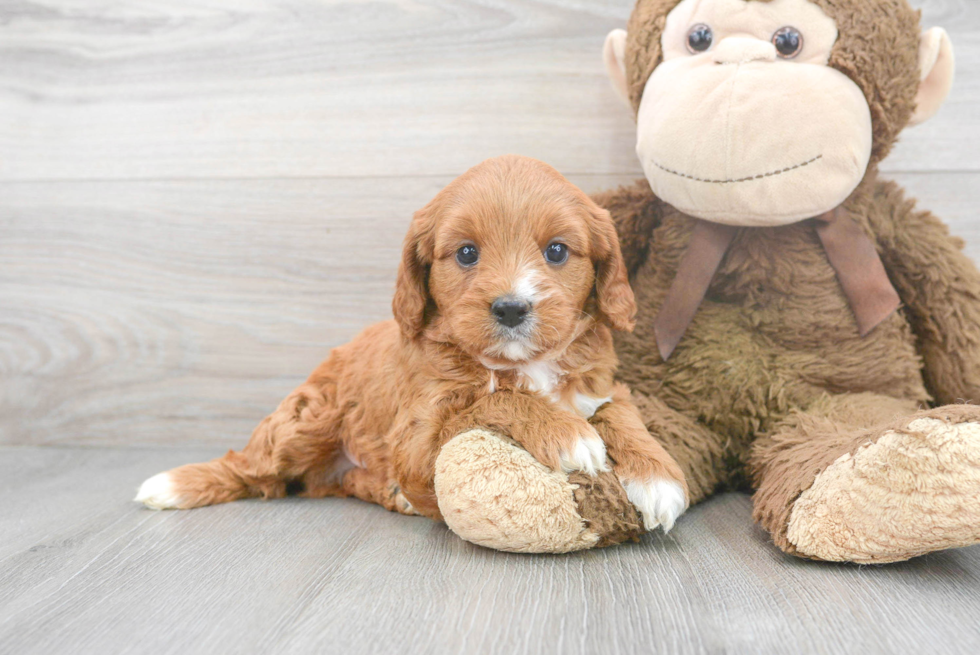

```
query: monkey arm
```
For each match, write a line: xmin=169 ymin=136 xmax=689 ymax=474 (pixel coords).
xmin=868 ymin=179 xmax=980 ymax=405
xmin=591 ymin=179 xmax=666 ymax=276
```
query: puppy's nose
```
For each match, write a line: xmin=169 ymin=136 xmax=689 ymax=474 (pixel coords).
xmin=491 ymin=297 xmax=530 ymax=328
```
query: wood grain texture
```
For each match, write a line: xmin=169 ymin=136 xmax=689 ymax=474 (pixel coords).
xmin=3 ymin=172 xmax=978 ymax=448
xmin=0 ymin=0 xmax=976 ymax=181
xmin=2 ymin=2 xmax=979 ymax=652
xmin=1 ymin=446 xmax=979 ymax=655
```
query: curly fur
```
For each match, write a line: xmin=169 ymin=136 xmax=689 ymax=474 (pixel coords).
xmin=136 ymin=155 xmax=687 ymax=536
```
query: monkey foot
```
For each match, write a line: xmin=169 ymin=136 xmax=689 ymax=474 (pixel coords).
xmin=787 ymin=409 xmax=980 ymax=563
xmin=434 ymin=429 xmax=643 ymax=553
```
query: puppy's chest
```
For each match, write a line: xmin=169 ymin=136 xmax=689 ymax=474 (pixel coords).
xmin=488 ymin=362 xmax=611 ymax=420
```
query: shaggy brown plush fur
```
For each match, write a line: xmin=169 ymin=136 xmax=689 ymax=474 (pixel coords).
xmin=598 ymin=169 xmax=980 ymax=559
xmin=596 ymin=0 xmax=980 ymax=561
xmin=570 ymin=471 xmax=645 ymax=547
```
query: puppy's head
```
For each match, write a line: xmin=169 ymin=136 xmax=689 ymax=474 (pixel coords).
xmin=393 ymin=155 xmax=635 ymax=364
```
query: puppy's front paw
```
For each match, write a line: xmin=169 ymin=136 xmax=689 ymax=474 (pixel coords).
xmin=135 ymin=472 xmax=183 ymax=510
xmin=558 ymin=428 xmax=611 ymax=476
xmin=622 ymin=477 xmax=688 ymax=532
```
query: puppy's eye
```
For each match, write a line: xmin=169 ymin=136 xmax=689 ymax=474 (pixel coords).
xmin=686 ymin=24 xmax=713 ymax=53
xmin=772 ymin=27 xmax=803 ymax=59
xmin=455 ymin=244 xmax=479 ymax=267
xmin=544 ymin=243 xmax=568 ymax=265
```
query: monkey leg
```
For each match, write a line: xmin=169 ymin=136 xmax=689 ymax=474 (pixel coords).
xmin=630 ymin=391 xmax=735 ymax=506
xmin=750 ymin=393 xmax=980 ymax=563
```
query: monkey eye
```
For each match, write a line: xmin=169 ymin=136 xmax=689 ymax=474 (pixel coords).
xmin=772 ymin=27 xmax=803 ymax=59
xmin=544 ymin=242 xmax=569 ymax=265
xmin=686 ymin=24 xmax=713 ymax=53
xmin=456 ymin=244 xmax=479 ymax=267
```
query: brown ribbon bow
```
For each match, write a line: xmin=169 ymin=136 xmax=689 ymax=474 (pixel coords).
xmin=652 ymin=208 xmax=901 ymax=361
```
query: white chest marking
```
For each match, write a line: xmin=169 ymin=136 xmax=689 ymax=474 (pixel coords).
xmin=516 ymin=360 xmax=563 ymax=396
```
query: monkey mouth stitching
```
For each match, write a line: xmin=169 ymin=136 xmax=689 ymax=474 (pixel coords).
xmin=651 ymin=155 xmax=823 ymax=185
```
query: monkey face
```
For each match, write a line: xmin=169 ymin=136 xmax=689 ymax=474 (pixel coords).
xmin=604 ymin=0 xmax=955 ymax=228
xmin=639 ymin=0 xmax=871 ymax=227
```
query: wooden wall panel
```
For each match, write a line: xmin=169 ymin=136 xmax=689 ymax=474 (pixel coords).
xmin=2 ymin=172 xmax=977 ymax=446
xmin=0 ymin=1 xmax=975 ymax=182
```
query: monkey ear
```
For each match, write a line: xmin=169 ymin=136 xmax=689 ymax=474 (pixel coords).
xmin=603 ymin=29 xmax=632 ymax=112
xmin=588 ymin=204 xmax=637 ymax=332
xmin=392 ymin=206 xmax=436 ymax=340
xmin=909 ymin=27 xmax=955 ymax=127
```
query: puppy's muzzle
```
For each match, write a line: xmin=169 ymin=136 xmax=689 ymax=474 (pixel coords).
xmin=491 ymin=297 xmax=530 ymax=328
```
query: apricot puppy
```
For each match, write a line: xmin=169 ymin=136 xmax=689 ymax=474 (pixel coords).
xmin=136 ymin=155 xmax=688 ymax=532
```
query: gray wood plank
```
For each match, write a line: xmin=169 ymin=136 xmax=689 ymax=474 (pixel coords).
xmin=0 ymin=1 xmax=975 ymax=181
xmin=0 ymin=176 xmax=437 ymax=447
xmin=0 ymin=446 xmax=978 ymax=655
xmin=2 ymin=172 xmax=978 ymax=448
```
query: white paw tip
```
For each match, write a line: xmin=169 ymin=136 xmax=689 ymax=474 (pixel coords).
xmin=559 ymin=433 xmax=610 ymax=476
xmin=623 ymin=478 xmax=688 ymax=533
xmin=134 ymin=472 xmax=182 ymax=510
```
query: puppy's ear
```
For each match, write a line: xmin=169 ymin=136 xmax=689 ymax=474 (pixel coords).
xmin=393 ymin=204 xmax=437 ymax=339
xmin=588 ymin=203 xmax=637 ymax=332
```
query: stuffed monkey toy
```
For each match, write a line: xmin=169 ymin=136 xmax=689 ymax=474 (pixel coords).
xmin=438 ymin=0 xmax=980 ymax=563
xmin=590 ymin=0 xmax=980 ymax=563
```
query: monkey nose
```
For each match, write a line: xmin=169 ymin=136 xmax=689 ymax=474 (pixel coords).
xmin=491 ymin=297 xmax=530 ymax=328
xmin=712 ymin=37 xmax=777 ymax=65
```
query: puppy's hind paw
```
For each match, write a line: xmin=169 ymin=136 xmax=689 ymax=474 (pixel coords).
xmin=558 ymin=430 xmax=611 ymax=476
xmin=623 ymin=477 xmax=688 ymax=532
xmin=388 ymin=482 xmax=420 ymax=516
xmin=135 ymin=472 xmax=183 ymax=510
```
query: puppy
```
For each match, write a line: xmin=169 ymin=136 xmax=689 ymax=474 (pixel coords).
xmin=136 ymin=155 xmax=688 ymax=531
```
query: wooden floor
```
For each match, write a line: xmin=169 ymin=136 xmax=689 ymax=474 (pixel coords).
xmin=2 ymin=1 xmax=980 ymax=653
xmin=2 ymin=447 xmax=980 ymax=655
